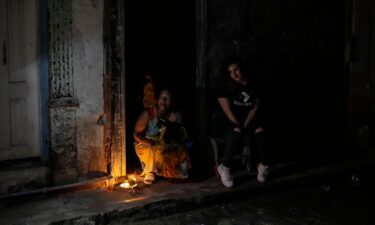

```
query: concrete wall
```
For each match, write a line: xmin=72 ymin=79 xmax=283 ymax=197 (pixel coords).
xmin=72 ymin=0 xmax=106 ymax=180
xmin=346 ymin=0 xmax=375 ymax=156
xmin=48 ymin=0 xmax=106 ymax=184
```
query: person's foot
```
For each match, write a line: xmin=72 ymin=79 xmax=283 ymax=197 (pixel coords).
xmin=257 ymin=163 xmax=269 ymax=183
xmin=144 ymin=172 xmax=155 ymax=184
xmin=216 ymin=164 xmax=233 ymax=188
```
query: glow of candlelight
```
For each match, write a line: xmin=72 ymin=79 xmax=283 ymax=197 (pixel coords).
xmin=120 ymin=181 xmax=130 ymax=188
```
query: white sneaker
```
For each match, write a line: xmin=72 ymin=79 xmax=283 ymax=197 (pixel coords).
xmin=217 ymin=164 xmax=233 ymax=188
xmin=257 ymin=163 xmax=269 ymax=183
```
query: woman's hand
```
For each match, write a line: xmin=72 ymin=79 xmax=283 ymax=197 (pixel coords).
xmin=233 ymin=126 xmax=242 ymax=133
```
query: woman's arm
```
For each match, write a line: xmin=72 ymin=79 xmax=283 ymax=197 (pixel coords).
xmin=166 ymin=111 xmax=188 ymax=144
xmin=133 ymin=111 xmax=155 ymax=146
xmin=168 ymin=111 xmax=183 ymax=124
xmin=243 ymin=97 xmax=260 ymax=129
xmin=218 ymin=97 xmax=241 ymax=131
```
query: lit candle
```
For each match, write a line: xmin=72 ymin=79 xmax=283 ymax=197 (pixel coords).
xmin=120 ymin=180 xmax=130 ymax=188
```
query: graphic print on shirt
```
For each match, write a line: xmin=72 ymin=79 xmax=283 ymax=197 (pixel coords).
xmin=234 ymin=91 xmax=252 ymax=107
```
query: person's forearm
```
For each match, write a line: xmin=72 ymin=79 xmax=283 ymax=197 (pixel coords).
xmin=218 ymin=98 xmax=241 ymax=127
xmin=244 ymin=97 xmax=260 ymax=128
xmin=134 ymin=133 xmax=155 ymax=146
xmin=244 ymin=107 xmax=257 ymax=128
xmin=224 ymin=110 xmax=241 ymax=127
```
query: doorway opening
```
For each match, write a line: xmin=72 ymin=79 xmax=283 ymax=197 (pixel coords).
xmin=124 ymin=0 xmax=196 ymax=173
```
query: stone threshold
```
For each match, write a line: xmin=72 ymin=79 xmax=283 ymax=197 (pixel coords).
xmin=0 ymin=157 xmax=47 ymax=195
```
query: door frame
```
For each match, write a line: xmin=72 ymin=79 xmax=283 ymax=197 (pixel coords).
xmin=39 ymin=0 xmax=50 ymax=165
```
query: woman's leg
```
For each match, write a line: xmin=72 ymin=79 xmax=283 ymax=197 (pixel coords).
xmin=253 ymin=127 xmax=269 ymax=166
xmin=134 ymin=143 xmax=156 ymax=174
xmin=211 ymin=113 xmax=241 ymax=168
xmin=222 ymin=129 xmax=241 ymax=168
xmin=252 ymin=127 xmax=270 ymax=182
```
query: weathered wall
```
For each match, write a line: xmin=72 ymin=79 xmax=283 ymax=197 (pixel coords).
xmin=345 ymin=0 xmax=375 ymax=156
xmin=72 ymin=0 xmax=106 ymax=179
xmin=370 ymin=1 xmax=375 ymax=156
xmin=48 ymin=0 xmax=105 ymax=184
xmin=103 ymin=0 xmax=126 ymax=178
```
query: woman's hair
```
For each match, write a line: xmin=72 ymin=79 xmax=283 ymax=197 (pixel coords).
xmin=224 ymin=55 xmax=245 ymax=71
xmin=221 ymin=55 xmax=249 ymax=84
xmin=154 ymin=82 xmax=179 ymax=111
xmin=223 ymin=55 xmax=256 ymax=81
xmin=155 ymin=82 xmax=174 ymax=100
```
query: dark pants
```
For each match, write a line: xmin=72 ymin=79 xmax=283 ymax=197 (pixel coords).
xmin=210 ymin=113 xmax=269 ymax=168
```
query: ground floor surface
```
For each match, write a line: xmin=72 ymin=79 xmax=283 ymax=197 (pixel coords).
xmin=0 ymin=158 xmax=373 ymax=225
xmin=113 ymin=172 xmax=373 ymax=225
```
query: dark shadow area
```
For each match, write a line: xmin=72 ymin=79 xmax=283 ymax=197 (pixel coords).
xmin=259 ymin=1 xmax=349 ymax=166
xmin=124 ymin=0 xmax=195 ymax=173
xmin=206 ymin=0 xmax=355 ymax=173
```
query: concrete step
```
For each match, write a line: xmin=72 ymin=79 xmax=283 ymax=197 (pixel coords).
xmin=0 ymin=158 xmax=47 ymax=195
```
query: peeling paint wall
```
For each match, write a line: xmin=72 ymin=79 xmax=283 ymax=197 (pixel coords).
xmin=72 ymin=0 xmax=106 ymax=180
xmin=104 ymin=0 xmax=126 ymax=178
xmin=48 ymin=0 xmax=105 ymax=184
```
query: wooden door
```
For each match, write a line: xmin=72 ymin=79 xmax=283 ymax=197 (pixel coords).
xmin=0 ymin=0 xmax=40 ymax=160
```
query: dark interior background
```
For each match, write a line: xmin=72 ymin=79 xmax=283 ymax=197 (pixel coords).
xmin=124 ymin=0 xmax=364 ymax=176
xmin=124 ymin=0 xmax=196 ymax=172
xmin=205 ymin=0 xmax=350 ymax=167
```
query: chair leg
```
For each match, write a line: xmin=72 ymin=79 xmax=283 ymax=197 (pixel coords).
xmin=209 ymin=137 xmax=220 ymax=165
xmin=242 ymin=146 xmax=252 ymax=173
xmin=241 ymin=146 xmax=250 ymax=165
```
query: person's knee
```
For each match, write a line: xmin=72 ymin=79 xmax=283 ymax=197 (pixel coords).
xmin=230 ymin=129 xmax=242 ymax=137
xmin=255 ymin=127 xmax=264 ymax=133
xmin=135 ymin=143 xmax=152 ymax=155
xmin=233 ymin=127 xmax=242 ymax=133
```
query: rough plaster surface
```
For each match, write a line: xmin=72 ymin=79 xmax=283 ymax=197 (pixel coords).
xmin=50 ymin=108 xmax=79 ymax=184
xmin=0 ymin=166 xmax=46 ymax=194
xmin=72 ymin=0 xmax=105 ymax=179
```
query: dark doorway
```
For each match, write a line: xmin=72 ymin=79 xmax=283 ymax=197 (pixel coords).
xmin=124 ymin=1 xmax=196 ymax=172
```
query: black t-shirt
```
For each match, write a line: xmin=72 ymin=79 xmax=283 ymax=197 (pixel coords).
xmin=216 ymin=82 xmax=259 ymax=124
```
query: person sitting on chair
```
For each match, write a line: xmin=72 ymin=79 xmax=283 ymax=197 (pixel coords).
xmin=214 ymin=56 xmax=269 ymax=188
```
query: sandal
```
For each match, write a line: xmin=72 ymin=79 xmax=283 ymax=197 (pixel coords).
xmin=144 ymin=172 xmax=155 ymax=184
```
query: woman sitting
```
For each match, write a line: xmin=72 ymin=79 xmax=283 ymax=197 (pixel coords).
xmin=133 ymin=87 xmax=191 ymax=184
